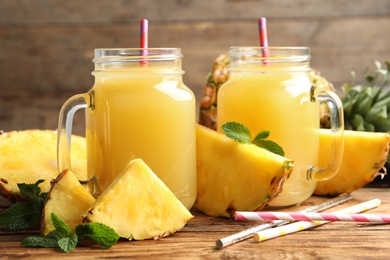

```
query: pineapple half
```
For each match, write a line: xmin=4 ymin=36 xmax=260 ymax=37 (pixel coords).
xmin=314 ymin=129 xmax=390 ymax=196
xmin=195 ymin=124 xmax=293 ymax=218
xmin=85 ymin=158 xmax=193 ymax=240
xmin=0 ymin=130 xmax=87 ymax=202
xmin=42 ymin=169 xmax=96 ymax=235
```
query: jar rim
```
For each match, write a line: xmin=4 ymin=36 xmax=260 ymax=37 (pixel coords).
xmin=229 ymin=46 xmax=310 ymax=63
xmin=93 ymin=48 xmax=183 ymax=63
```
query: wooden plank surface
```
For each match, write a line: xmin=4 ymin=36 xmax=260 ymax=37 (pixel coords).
xmin=0 ymin=188 xmax=389 ymax=259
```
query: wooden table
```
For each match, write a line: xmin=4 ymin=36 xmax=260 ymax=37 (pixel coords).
xmin=1 ymin=188 xmax=389 ymax=259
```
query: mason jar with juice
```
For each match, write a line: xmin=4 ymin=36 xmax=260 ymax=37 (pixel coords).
xmin=217 ymin=47 xmax=344 ymax=207
xmin=57 ymin=48 xmax=197 ymax=209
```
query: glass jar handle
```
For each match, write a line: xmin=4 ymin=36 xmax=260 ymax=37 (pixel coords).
xmin=307 ymin=89 xmax=344 ymax=181
xmin=57 ymin=93 xmax=91 ymax=175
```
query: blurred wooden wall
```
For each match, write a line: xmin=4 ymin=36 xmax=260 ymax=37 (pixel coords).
xmin=1 ymin=0 xmax=389 ymax=135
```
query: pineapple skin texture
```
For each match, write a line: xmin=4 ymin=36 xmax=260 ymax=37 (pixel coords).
xmin=85 ymin=158 xmax=193 ymax=240
xmin=194 ymin=124 xmax=293 ymax=218
xmin=42 ymin=169 xmax=96 ymax=235
xmin=0 ymin=130 xmax=87 ymax=202
xmin=314 ymin=129 xmax=390 ymax=196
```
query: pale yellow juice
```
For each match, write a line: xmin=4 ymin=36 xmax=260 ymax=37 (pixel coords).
xmin=86 ymin=68 xmax=197 ymax=209
xmin=218 ymin=69 xmax=320 ymax=207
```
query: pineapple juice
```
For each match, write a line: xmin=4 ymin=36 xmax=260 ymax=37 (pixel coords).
xmin=58 ymin=48 xmax=197 ymax=210
xmin=86 ymin=71 xmax=197 ymax=209
xmin=218 ymin=71 xmax=319 ymax=206
xmin=217 ymin=47 xmax=344 ymax=207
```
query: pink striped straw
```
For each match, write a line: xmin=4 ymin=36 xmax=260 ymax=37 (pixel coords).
xmin=235 ymin=211 xmax=390 ymax=223
xmin=258 ymin=17 xmax=269 ymax=63
xmin=140 ymin=18 xmax=148 ymax=65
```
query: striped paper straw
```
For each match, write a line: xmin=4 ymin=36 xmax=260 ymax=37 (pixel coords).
xmin=252 ymin=198 xmax=381 ymax=242
xmin=258 ymin=17 xmax=269 ymax=63
xmin=235 ymin=211 xmax=390 ymax=223
xmin=216 ymin=193 xmax=352 ymax=249
xmin=140 ymin=18 xmax=148 ymax=65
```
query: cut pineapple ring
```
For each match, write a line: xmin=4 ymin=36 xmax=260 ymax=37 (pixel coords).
xmin=314 ymin=129 xmax=390 ymax=196
xmin=194 ymin=124 xmax=293 ymax=218
xmin=42 ymin=169 xmax=96 ymax=235
xmin=85 ymin=158 xmax=193 ymax=240
xmin=0 ymin=130 xmax=87 ymax=201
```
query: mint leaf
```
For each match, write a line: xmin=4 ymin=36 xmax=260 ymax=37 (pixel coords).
xmin=222 ymin=121 xmax=285 ymax=156
xmin=58 ymin=234 xmax=78 ymax=253
xmin=253 ymin=139 xmax=285 ymax=156
xmin=0 ymin=180 xmax=47 ymax=230
xmin=18 ymin=180 xmax=44 ymax=200
xmin=0 ymin=201 xmax=40 ymax=230
xmin=252 ymin=130 xmax=270 ymax=143
xmin=51 ymin=213 xmax=73 ymax=237
xmin=76 ymin=222 xmax=119 ymax=249
xmin=222 ymin=122 xmax=251 ymax=144
xmin=22 ymin=236 xmax=59 ymax=248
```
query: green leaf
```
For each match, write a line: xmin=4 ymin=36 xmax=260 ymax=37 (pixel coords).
xmin=252 ymin=130 xmax=270 ymax=142
xmin=221 ymin=122 xmax=251 ymax=144
xmin=0 ymin=202 xmax=41 ymax=230
xmin=21 ymin=236 xmax=60 ymax=248
xmin=58 ymin=234 xmax=78 ymax=253
xmin=51 ymin=213 xmax=73 ymax=237
xmin=76 ymin=222 xmax=119 ymax=249
xmin=18 ymin=180 xmax=44 ymax=201
xmin=253 ymin=139 xmax=285 ymax=156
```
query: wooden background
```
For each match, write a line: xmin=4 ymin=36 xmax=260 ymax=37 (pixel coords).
xmin=1 ymin=0 xmax=390 ymax=135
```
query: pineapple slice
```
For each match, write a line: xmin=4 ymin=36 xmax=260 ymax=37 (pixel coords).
xmin=42 ymin=169 xmax=96 ymax=235
xmin=85 ymin=158 xmax=193 ymax=240
xmin=0 ymin=130 xmax=87 ymax=201
xmin=314 ymin=129 xmax=390 ymax=196
xmin=194 ymin=124 xmax=293 ymax=218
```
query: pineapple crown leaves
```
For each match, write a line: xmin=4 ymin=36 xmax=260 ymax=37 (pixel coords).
xmin=341 ymin=61 xmax=390 ymax=132
xmin=222 ymin=121 xmax=285 ymax=156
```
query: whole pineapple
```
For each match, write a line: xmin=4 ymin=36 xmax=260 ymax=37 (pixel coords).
xmin=340 ymin=61 xmax=390 ymax=132
xmin=198 ymin=54 xmax=230 ymax=130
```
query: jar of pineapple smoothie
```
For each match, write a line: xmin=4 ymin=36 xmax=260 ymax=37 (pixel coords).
xmin=57 ymin=48 xmax=197 ymax=209
xmin=217 ymin=46 xmax=344 ymax=207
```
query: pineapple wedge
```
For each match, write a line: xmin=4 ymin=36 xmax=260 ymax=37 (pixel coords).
xmin=195 ymin=124 xmax=293 ymax=218
xmin=314 ymin=129 xmax=390 ymax=196
xmin=0 ymin=130 xmax=87 ymax=201
xmin=85 ymin=158 xmax=193 ymax=240
xmin=42 ymin=169 xmax=96 ymax=235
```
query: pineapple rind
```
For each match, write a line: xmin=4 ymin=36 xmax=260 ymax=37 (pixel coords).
xmin=42 ymin=169 xmax=95 ymax=235
xmin=0 ymin=130 xmax=87 ymax=202
xmin=314 ymin=129 xmax=390 ymax=196
xmin=85 ymin=159 xmax=193 ymax=240
xmin=194 ymin=124 xmax=293 ymax=218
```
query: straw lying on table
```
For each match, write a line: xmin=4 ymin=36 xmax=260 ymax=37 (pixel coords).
xmin=215 ymin=193 xmax=352 ymax=249
xmin=235 ymin=211 xmax=390 ymax=223
xmin=252 ymin=198 xmax=381 ymax=242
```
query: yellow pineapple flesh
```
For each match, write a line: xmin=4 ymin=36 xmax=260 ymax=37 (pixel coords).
xmin=0 ymin=130 xmax=87 ymax=202
xmin=194 ymin=124 xmax=293 ymax=218
xmin=42 ymin=169 xmax=96 ymax=235
xmin=85 ymin=158 xmax=193 ymax=240
xmin=314 ymin=129 xmax=390 ymax=196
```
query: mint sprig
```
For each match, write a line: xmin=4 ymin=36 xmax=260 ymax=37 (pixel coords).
xmin=0 ymin=180 xmax=47 ymax=230
xmin=22 ymin=212 xmax=119 ymax=253
xmin=222 ymin=121 xmax=285 ymax=156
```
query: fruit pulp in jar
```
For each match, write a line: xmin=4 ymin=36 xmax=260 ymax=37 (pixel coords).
xmin=86 ymin=68 xmax=197 ymax=209
xmin=217 ymin=67 xmax=320 ymax=207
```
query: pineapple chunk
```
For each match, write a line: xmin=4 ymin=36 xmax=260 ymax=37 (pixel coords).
xmin=0 ymin=130 xmax=87 ymax=201
xmin=85 ymin=158 xmax=193 ymax=240
xmin=314 ymin=129 xmax=390 ymax=196
xmin=195 ymin=124 xmax=293 ymax=218
xmin=42 ymin=169 xmax=96 ymax=235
